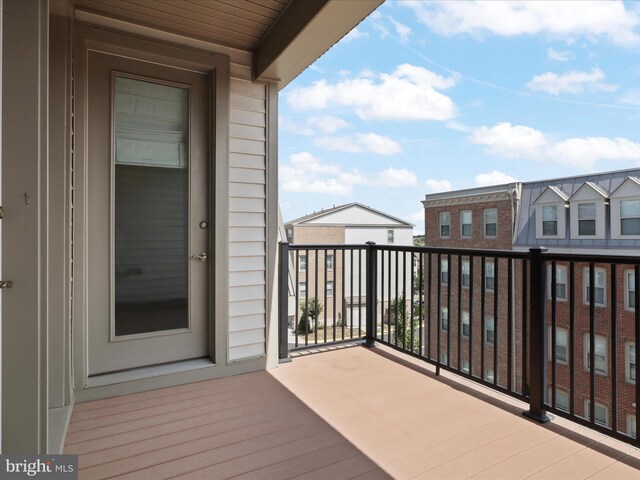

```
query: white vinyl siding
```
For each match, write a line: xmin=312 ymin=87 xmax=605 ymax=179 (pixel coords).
xmin=228 ymin=79 xmax=267 ymax=361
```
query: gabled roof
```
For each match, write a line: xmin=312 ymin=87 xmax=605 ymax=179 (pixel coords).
xmin=285 ymin=202 xmax=414 ymax=227
xmin=610 ymin=176 xmax=640 ymax=197
xmin=532 ymin=185 xmax=569 ymax=205
xmin=568 ymin=181 xmax=609 ymax=200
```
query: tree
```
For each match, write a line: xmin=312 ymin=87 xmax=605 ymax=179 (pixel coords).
xmin=389 ymin=295 xmax=420 ymax=354
xmin=297 ymin=298 xmax=323 ymax=335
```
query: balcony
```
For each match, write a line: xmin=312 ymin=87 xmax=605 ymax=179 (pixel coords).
xmin=65 ymin=344 xmax=640 ymax=478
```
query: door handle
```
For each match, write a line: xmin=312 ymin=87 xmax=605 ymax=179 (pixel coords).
xmin=192 ymin=253 xmax=208 ymax=262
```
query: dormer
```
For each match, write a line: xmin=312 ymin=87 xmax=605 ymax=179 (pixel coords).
xmin=569 ymin=182 xmax=608 ymax=240
xmin=533 ymin=186 xmax=569 ymax=239
xmin=610 ymin=177 xmax=640 ymax=240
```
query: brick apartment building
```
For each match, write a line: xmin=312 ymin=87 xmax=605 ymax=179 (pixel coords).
xmin=285 ymin=202 xmax=414 ymax=333
xmin=423 ymin=170 xmax=640 ymax=439
xmin=422 ymin=183 xmax=524 ymax=391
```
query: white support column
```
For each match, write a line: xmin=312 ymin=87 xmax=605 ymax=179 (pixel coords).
xmin=1 ymin=0 xmax=49 ymax=453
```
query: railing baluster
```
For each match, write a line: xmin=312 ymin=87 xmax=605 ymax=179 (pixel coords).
xmin=551 ymin=260 xmax=557 ymax=409
xmin=342 ymin=249 xmax=346 ymax=341
xmin=447 ymin=254 xmax=451 ymax=365
xmin=481 ymin=256 xmax=486 ymax=381
xmin=350 ymin=249 xmax=354 ymax=339
xmin=419 ymin=252 xmax=424 ymax=356
xmin=569 ymin=262 xmax=575 ymax=416
xmin=458 ymin=255 xmax=462 ymax=370
xmin=494 ymin=256 xmax=499 ymax=385
xmin=469 ymin=256 xmax=474 ymax=376
xmin=635 ymin=265 xmax=639 ymax=446
xmin=437 ymin=253 xmax=442 ymax=374
xmin=428 ymin=253 xmax=432 ymax=360
xmin=365 ymin=242 xmax=376 ymax=347
xmin=589 ymin=262 xmax=595 ymax=425
xmin=611 ymin=264 xmax=617 ymax=434
xmin=359 ymin=248 xmax=363 ymax=338
xmin=395 ymin=250 xmax=399 ymax=348
xmin=522 ymin=259 xmax=528 ymax=397
xmin=508 ymin=258 xmax=513 ymax=392
xmin=333 ymin=248 xmax=337 ymax=343
xmin=279 ymin=242 xmax=290 ymax=362
xmin=314 ymin=249 xmax=318 ymax=346
xmin=324 ymin=249 xmax=327 ymax=345
xmin=388 ymin=250 xmax=392 ymax=344
xmin=410 ymin=252 xmax=415 ymax=353
xmin=295 ymin=250 xmax=300 ymax=348
xmin=403 ymin=251 xmax=407 ymax=350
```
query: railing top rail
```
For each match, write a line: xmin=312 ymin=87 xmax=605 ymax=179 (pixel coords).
xmin=543 ymin=251 xmax=640 ymax=265
xmin=373 ymin=244 xmax=530 ymax=259
xmin=286 ymin=243 xmax=370 ymax=251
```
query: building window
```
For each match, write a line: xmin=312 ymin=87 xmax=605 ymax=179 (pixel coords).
xmin=299 ymin=282 xmax=307 ymax=299
xmin=460 ymin=210 xmax=472 ymax=237
xmin=548 ymin=327 xmax=568 ymax=364
xmin=387 ymin=229 xmax=394 ymax=244
xmin=462 ymin=310 xmax=470 ymax=337
xmin=628 ymin=415 xmax=637 ymax=439
xmin=555 ymin=389 xmax=569 ymax=412
xmin=326 ymin=254 xmax=334 ymax=272
xmin=440 ymin=352 xmax=448 ymax=364
xmin=440 ymin=212 xmax=450 ymax=238
xmin=578 ymin=202 xmax=597 ymax=236
xmin=485 ymin=262 xmax=495 ymax=291
xmin=440 ymin=306 xmax=448 ymax=331
xmin=485 ymin=315 xmax=495 ymax=345
xmin=326 ymin=281 xmax=334 ymax=297
xmin=584 ymin=334 xmax=607 ymax=376
xmin=626 ymin=271 xmax=636 ymax=311
xmin=542 ymin=205 xmax=558 ymax=236
xmin=441 ymin=258 xmax=449 ymax=285
xmin=484 ymin=367 xmax=494 ymax=382
xmin=584 ymin=400 xmax=609 ymax=427
xmin=461 ymin=359 xmax=469 ymax=373
xmin=548 ymin=264 xmax=567 ymax=300
xmin=286 ymin=227 xmax=293 ymax=243
xmin=484 ymin=208 xmax=497 ymax=237
xmin=626 ymin=343 xmax=636 ymax=384
xmin=584 ymin=268 xmax=606 ymax=306
xmin=461 ymin=260 xmax=470 ymax=288
xmin=621 ymin=199 xmax=640 ymax=235
xmin=299 ymin=255 xmax=307 ymax=272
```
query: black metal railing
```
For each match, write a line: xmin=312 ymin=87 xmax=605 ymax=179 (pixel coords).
xmin=278 ymin=242 xmax=640 ymax=447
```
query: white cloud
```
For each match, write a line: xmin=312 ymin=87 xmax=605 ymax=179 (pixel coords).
xmin=425 ymin=179 xmax=453 ymax=192
xmin=547 ymin=137 xmax=640 ymax=168
xmin=470 ymin=122 xmax=640 ymax=169
xmin=307 ymin=115 xmax=350 ymax=133
xmin=525 ymin=68 xmax=617 ymax=95
xmin=470 ymin=122 xmax=548 ymax=158
xmin=280 ymin=152 xmax=418 ymax=195
xmin=404 ymin=0 xmax=640 ymax=45
xmin=342 ymin=27 xmax=368 ymax=43
xmin=315 ymin=133 xmax=402 ymax=156
xmin=389 ymin=17 xmax=412 ymax=43
xmin=547 ymin=47 xmax=573 ymax=62
xmin=446 ymin=121 xmax=473 ymax=133
xmin=618 ymin=89 xmax=640 ymax=106
xmin=286 ymin=64 xmax=458 ymax=122
xmin=408 ymin=210 xmax=425 ymax=222
xmin=474 ymin=170 xmax=518 ymax=187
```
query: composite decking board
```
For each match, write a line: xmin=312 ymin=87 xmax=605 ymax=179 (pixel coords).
xmin=66 ymin=347 xmax=640 ymax=480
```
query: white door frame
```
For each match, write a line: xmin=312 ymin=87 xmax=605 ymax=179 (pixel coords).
xmin=73 ymin=24 xmax=230 ymax=392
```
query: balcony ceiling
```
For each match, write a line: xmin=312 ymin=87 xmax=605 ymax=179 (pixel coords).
xmin=73 ymin=0 xmax=383 ymax=88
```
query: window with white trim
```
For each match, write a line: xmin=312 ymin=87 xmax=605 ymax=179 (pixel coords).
xmin=621 ymin=199 xmax=640 ymax=235
xmin=326 ymin=281 xmax=334 ymax=297
xmin=387 ymin=229 xmax=395 ymax=244
xmin=485 ymin=262 xmax=495 ymax=291
xmin=628 ymin=414 xmax=637 ymax=439
xmin=299 ymin=282 xmax=307 ymax=299
xmin=485 ymin=315 xmax=495 ymax=345
xmin=626 ymin=270 xmax=636 ymax=311
xmin=548 ymin=387 xmax=569 ymax=412
xmin=577 ymin=202 xmax=596 ymax=236
xmin=542 ymin=205 xmax=558 ymax=236
xmin=484 ymin=367 xmax=494 ymax=382
xmin=440 ymin=306 xmax=448 ymax=331
xmin=440 ymin=351 xmax=448 ymax=364
xmin=462 ymin=310 xmax=470 ymax=337
xmin=461 ymin=260 xmax=470 ymax=288
xmin=460 ymin=210 xmax=472 ymax=238
xmin=548 ymin=264 xmax=567 ymax=300
xmin=484 ymin=208 xmax=497 ymax=237
xmin=626 ymin=343 xmax=636 ymax=384
xmin=441 ymin=258 xmax=449 ymax=285
xmin=584 ymin=267 xmax=606 ymax=307
xmin=326 ymin=254 xmax=334 ymax=272
xmin=461 ymin=359 xmax=469 ymax=373
xmin=584 ymin=334 xmax=607 ymax=375
xmin=548 ymin=327 xmax=568 ymax=364
xmin=440 ymin=212 xmax=450 ymax=238
xmin=299 ymin=255 xmax=307 ymax=272
xmin=584 ymin=400 xmax=609 ymax=427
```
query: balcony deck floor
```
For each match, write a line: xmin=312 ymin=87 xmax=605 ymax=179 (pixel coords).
xmin=65 ymin=345 xmax=640 ymax=479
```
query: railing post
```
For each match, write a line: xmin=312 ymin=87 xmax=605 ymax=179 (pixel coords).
xmin=365 ymin=241 xmax=377 ymax=347
xmin=523 ymin=246 xmax=550 ymax=423
xmin=279 ymin=242 xmax=292 ymax=363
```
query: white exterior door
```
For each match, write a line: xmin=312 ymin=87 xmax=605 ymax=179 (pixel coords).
xmin=86 ymin=51 xmax=210 ymax=375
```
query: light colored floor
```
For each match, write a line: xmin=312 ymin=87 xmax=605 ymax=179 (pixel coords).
xmin=65 ymin=344 xmax=640 ymax=479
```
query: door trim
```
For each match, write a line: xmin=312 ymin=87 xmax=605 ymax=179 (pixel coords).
xmin=73 ymin=24 xmax=230 ymax=391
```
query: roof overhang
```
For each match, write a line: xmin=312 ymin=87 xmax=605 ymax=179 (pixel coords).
xmin=254 ymin=0 xmax=383 ymax=89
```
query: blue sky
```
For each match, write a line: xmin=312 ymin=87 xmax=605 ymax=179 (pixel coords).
xmin=278 ymin=0 xmax=640 ymax=234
